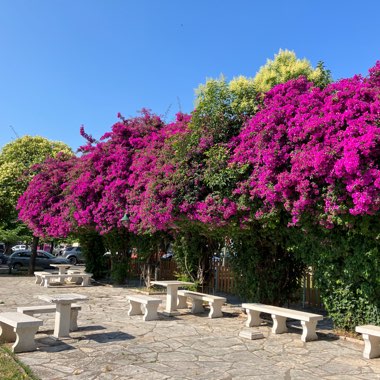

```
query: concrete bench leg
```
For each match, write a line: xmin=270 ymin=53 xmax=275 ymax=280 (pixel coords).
xmin=177 ymin=295 xmax=188 ymax=309
xmin=245 ymin=310 xmax=262 ymax=327
xmin=1 ymin=323 xmax=39 ymax=353
xmin=13 ymin=325 xmax=40 ymax=353
xmin=272 ymin=315 xmax=288 ymax=334
xmin=81 ymin=277 xmax=91 ymax=286
xmin=301 ymin=320 xmax=318 ymax=342
xmin=70 ymin=309 xmax=79 ymax=331
xmin=128 ymin=300 xmax=143 ymax=316
xmin=191 ymin=299 xmax=204 ymax=314
xmin=362 ymin=333 xmax=380 ymax=359
xmin=0 ymin=321 xmax=16 ymax=342
xmin=143 ymin=303 xmax=159 ymax=321
xmin=209 ymin=300 xmax=223 ymax=318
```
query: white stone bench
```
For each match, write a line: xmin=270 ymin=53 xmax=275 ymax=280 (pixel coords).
xmin=177 ymin=290 xmax=226 ymax=318
xmin=355 ymin=325 xmax=380 ymax=359
xmin=17 ymin=304 xmax=82 ymax=331
xmin=126 ymin=295 xmax=162 ymax=321
xmin=34 ymin=271 xmax=57 ymax=285
xmin=242 ymin=303 xmax=323 ymax=342
xmin=0 ymin=312 xmax=43 ymax=353
xmin=41 ymin=273 xmax=93 ymax=287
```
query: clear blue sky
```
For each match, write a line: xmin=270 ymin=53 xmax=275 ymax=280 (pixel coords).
xmin=0 ymin=0 xmax=379 ymax=151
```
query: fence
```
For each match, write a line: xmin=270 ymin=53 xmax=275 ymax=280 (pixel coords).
xmin=159 ymin=260 xmax=178 ymax=280
xmin=302 ymin=270 xmax=322 ymax=308
xmin=128 ymin=259 xmax=323 ymax=309
xmin=211 ymin=262 xmax=235 ymax=293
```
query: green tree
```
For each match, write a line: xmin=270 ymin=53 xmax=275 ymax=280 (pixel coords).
xmin=0 ymin=135 xmax=72 ymax=273
xmin=253 ymin=49 xmax=332 ymax=93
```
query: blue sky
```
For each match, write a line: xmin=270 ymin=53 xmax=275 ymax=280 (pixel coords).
xmin=0 ymin=0 xmax=379 ymax=151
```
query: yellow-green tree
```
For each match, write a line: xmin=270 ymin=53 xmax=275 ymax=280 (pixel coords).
xmin=253 ymin=49 xmax=332 ymax=93
xmin=0 ymin=136 xmax=72 ymax=271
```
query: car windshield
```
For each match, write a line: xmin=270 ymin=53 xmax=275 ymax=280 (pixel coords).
xmin=38 ymin=251 xmax=55 ymax=259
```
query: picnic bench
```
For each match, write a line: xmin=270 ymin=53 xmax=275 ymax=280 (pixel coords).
xmin=177 ymin=290 xmax=226 ymax=318
xmin=126 ymin=294 xmax=162 ymax=321
xmin=242 ymin=303 xmax=323 ymax=342
xmin=355 ymin=325 xmax=380 ymax=359
xmin=0 ymin=312 xmax=43 ymax=352
xmin=34 ymin=271 xmax=57 ymax=285
xmin=17 ymin=304 xmax=82 ymax=331
xmin=40 ymin=272 xmax=93 ymax=287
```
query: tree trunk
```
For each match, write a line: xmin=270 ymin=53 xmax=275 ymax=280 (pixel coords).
xmin=28 ymin=236 xmax=39 ymax=275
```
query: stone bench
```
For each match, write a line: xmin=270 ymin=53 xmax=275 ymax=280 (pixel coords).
xmin=34 ymin=271 xmax=57 ymax=285
xmin=0 ymin=312 xmax=43 ymax=353
xmin=126 ymin=295 xmax=162 ymax=321
xmin=41 ymin=273 xmax=93 ymax=287
xmin=242 ymin=303 xmax=323 ymax=342
xmin=17 ymin=304 xmax=82 ymax=331
xmin=177 ymin=290 xmax=226 ymax=318
xmin=355 ymin=325 xmax=380 ymax=359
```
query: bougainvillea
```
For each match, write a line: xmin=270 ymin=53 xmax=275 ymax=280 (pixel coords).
xmin=232 ymin=62 xmax=380 ymax=226
xmin=125 ymin=112 xmax=191 ymax=233
xmin=18 ymin=110 xmax=165 ymax=237
xmin=69 ymin=109 xmax=164 ymax=234
xmin=17 ymin=153 xmax=77 ymax=237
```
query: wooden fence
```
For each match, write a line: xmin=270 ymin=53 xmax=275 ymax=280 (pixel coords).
xmin=210 ymin=262 xmax=235 ymax=293
xmin=302 ymin=270 xmax=323 ymax=308
xmin=159 ymin=260 xmax=178 ymax=280
xmin=128 ymin=259 xmax=323 ymax=309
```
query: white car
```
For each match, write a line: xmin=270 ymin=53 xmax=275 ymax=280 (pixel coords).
xmin=11 ymin=244 xmax=27 ymax=252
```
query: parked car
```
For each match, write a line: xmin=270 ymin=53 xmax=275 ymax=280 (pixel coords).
xmin=161 ymin=244 xmax=174 ymax=261
xmin=61 ymin=246 xmax=85 ymax=265
xmin=0 ymin=252 xmax=8 ymax=265
xmin=11 ymin=244 xmax=27 ymax=252
xmin=8 ymin=250 xmax=70 ymax=272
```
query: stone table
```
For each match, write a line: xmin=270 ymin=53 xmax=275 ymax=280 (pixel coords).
xmin=38 ymin=293 xmax=88 ymax=338
xmin=151 ymin=280 xmax=194 ymax=316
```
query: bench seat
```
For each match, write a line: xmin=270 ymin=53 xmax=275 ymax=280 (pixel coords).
xmin=126 ymin=295 xmax=162 ymax=321
xmin=356 ymin=325 xmax=380 ymax=359
xmin=40 ymin=273 xmax=93 ymax=287
xmin=0 ymin=312 xmax=43 ymax=353
xmin=177 ymin=290 xmax=226 ymax=318
xmin=242 ymin=303 xmax=323 ymax=342
xmin=34 ymin=271 xmax=57 ymax=285
xmin=17 ymin=304 xmax=82 ymax=331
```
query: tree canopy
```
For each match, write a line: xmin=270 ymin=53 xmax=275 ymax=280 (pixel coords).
xmin=0 ymin=136 xmax=72 ymax=244
xmin=253 ymin=49 xmax=332 ymax=93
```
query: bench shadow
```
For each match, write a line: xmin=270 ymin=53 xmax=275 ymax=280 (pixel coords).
xmin=81 ymin=331 xmax=135 ymax=343
xmin=286 ymin=324 xmax=340 ymax=341
xmin=36 ymin=337 xmax=76 ymax=352
xmin=76 ymin=324 xmax=107 ymax=332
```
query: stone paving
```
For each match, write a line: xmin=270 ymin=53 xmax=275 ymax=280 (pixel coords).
xmin=1 ymin=274 xmax=380 ymax=379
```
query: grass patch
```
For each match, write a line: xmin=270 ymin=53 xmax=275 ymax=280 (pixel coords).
xmin=0 ymin=345 xmax=40 ymax=380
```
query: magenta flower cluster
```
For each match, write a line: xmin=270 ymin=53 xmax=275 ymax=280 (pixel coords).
xmin=232 ymin=63 xmax=380 ymax=226
xmin=17 ymin=63 xmax=380 ymax=237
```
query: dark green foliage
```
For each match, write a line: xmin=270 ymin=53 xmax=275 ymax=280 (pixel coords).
xmin=296 ymin=215 xmax=380 ymax=331
xmin=172 ymin=222 xmax=222 ymax=286
xmin=78 ymin=229 xmax=108 ymax=280
xmin=313 ymin=61 xmax=333 ymax=88
xmin=102 ymin=229 xmax=132 ymax=284
xmin=230 ymin=220 xmax=306 ymax=306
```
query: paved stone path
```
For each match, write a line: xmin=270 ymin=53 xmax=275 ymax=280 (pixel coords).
xmin=1 ymin=274 xmax=380 ymax=379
